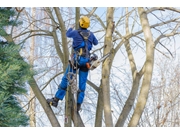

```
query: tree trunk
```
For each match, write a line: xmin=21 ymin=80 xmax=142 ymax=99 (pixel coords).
xmin=28 ymin=77 xmax=61 ymax=127
xmin=53 ymin=7 xmax=69 ymax=69
xmin=128 ymin=7 xmax=155 ymax=127
xmin=95 ymin=86 xmax=103 ymax=127
xmin=29 ymin=87 xmax=36 ymax=127
xmin=29 ymin=7 xmax=36 ymax=127
xmin=75 ymin=7 xmax=80 ymax=29
xmin=102 ymin=7 xmax=114 ymax=127
xmin=71 ymin=97 xmax=85 ymax=127
xmin=70 ymin=7 xmax=81 ymax=127
xmin=115 ymin=8 xmax=142 ymax=127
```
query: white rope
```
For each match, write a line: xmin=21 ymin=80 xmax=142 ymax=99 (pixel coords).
xmin=67 ymin=72 xmax=78 ymax=94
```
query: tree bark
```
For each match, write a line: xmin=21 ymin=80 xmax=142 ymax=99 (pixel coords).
xmin=29 ymin=7 xmax=36 ymax=127
xmin=70 ymin=7 xmax=81 ymax=127
xmin=28 ymin=77 xmax=61 ymax=127
xmin=53 ymin=7 xmax=69 ymax=69
xmin=115 ymin=7 xmax=143 ymax=127
xmin=95 ymin=85 xmax=103 ymax=127
xmin=128 ymin=7 xmax=155 ymax=127
xmin=102 ymin=7 xmax=114 ymax=127
xmin=75 ymin=7 xmax=80 ymax=29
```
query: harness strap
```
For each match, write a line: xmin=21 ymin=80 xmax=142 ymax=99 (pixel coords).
xmin=78 ymin=30 xmax=91 ymax=58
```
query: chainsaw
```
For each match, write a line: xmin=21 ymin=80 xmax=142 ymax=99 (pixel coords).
xmin=89 ymin=52 xmax=111 ymax=70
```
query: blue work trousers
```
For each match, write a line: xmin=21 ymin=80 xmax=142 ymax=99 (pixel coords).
xmin=55 ymin=64 xmax=88 ymax=104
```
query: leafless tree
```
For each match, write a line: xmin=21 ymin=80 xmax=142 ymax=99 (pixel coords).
xmin=6 ymin=7 xmax=180 ymax=127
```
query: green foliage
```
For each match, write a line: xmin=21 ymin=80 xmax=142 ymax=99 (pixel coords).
xmin=0 ymin=8 xmax=32 ymax=127
xmin=0 ymin=7 xmax=22 ymax=36
xmin=0 ymin=91 xmax=29 ymax=127
xmin=0 ymin=42 xmax=32 ymax=94
xmin=0 ymin=43 xmax=30 ymax=127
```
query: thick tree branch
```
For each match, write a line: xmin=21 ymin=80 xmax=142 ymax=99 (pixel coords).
xmin=54 ymin=7 xmax=69 ymax=69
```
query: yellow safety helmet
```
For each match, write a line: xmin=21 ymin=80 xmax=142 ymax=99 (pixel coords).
xmin=79 ymin=16 xmax=90 ymax=28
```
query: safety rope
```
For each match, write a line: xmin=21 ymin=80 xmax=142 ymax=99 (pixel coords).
xmin=67 ymin=50 xmax=79 ymax=94
xmin=65 ymin=51 xmax=79 ymax=125
xmin=65 ymin=60 xmax=78 ymax=125
xmin=67 ymin=72 xmax=78 ymax=94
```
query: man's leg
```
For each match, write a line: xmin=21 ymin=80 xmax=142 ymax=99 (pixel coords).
xmin=47 ymin=64 xmax=76 ymax=107
xmin=77 ymin=69 xmax=88 ymax=111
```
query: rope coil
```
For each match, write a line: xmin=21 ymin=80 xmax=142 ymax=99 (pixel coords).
xmin=67 ymin=72 xmax=78 ymax=94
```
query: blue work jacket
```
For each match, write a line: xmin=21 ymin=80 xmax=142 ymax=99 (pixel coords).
xmin=66 ymin=28 xmax=98 ymax=51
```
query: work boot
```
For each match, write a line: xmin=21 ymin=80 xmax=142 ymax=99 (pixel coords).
xmin=47 ymin=97 xmax=59 ymax=107
xmin=77 ymin=103 xmax=81 ymax=112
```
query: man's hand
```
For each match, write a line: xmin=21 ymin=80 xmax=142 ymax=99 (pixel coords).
xmin=71 ymin=24 xmax=75 ymax=29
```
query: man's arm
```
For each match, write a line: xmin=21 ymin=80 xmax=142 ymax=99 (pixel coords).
xmin=66 ymin=27 xmax=76 ymax=38
xmin=92 ymin=34 xmax=98 ymax=45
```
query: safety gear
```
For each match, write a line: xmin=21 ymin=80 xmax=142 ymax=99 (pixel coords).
xmin=55 ymin=65 xmax=76 ymax=100
xmin=72 ymin=29 xmax=91 ymax=71
xmin=71 ymin=53 xmax=89 ymax=72
xmin=66 ymin=28 xmax=98 ymax=51
xmin=78 ymin=30 xmax=90 ymax=58
xmin=47 ymin=97 xmax=59 ymax=107
xmin=79 ymin=16 xmax=90 ymax=28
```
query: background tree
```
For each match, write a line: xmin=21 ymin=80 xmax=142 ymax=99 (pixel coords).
xmin=139 ymin=56 xmax=180 ymax=127
xmin=0 ymin=7 xmax=31 ymax=126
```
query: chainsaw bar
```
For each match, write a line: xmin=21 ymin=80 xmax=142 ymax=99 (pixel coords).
xmin=98 ymin=52 xmax=111 ymax=62
xmin=89 ymin=52 xmax=111 ymax=70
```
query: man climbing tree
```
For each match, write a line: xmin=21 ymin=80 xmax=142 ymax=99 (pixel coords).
xmin=0 ymin=7 xmax=31 ymax=126
xmin=47 ymin=16 xmax=98 ymax=111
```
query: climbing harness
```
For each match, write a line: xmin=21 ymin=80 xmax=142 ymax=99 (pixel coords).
xmin=77 ymin=30 xmax=91 ymax=58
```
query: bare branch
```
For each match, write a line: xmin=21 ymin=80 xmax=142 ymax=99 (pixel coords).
xmin=87 ymin=80 xmax=100 ymax=93
xmin=83 ymin=7 xmax=98 ymax=17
